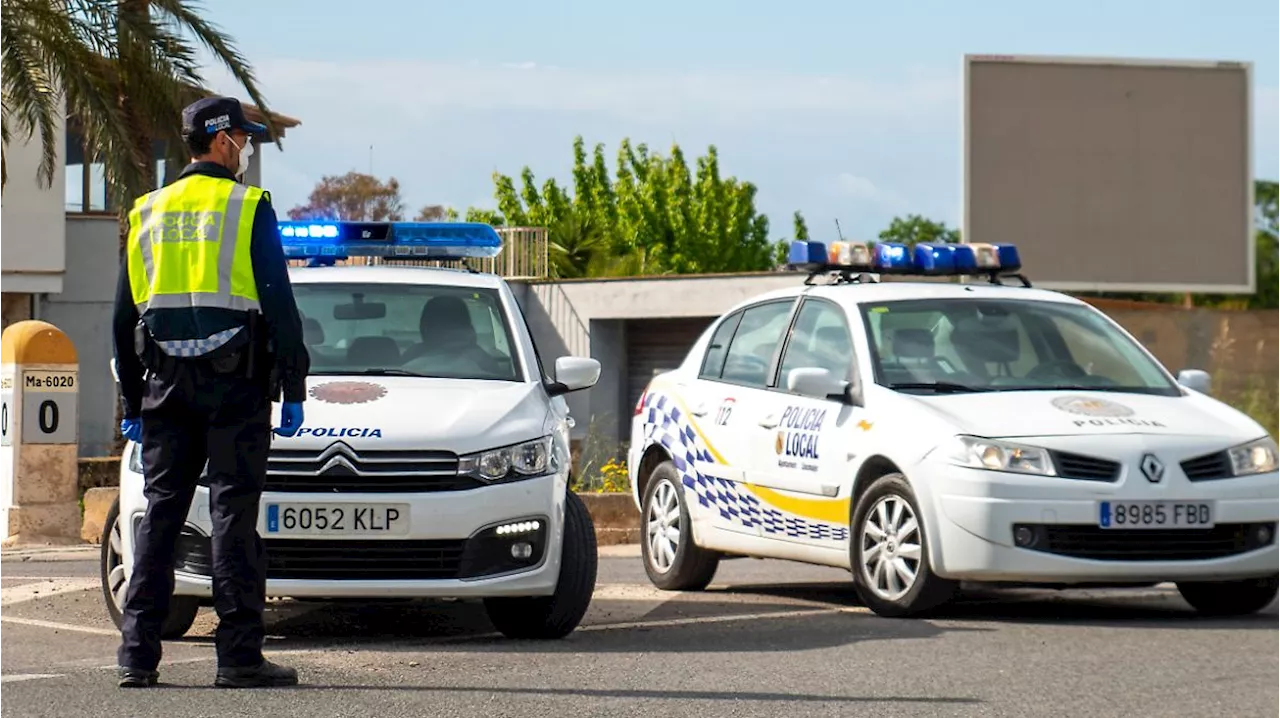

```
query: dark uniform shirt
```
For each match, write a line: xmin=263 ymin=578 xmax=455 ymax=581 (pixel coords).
xmin=112 ymin=161 xmax=310 ymax=418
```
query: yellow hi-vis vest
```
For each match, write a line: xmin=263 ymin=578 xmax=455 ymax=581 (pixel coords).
xmin=126 ymin=174 xmax=268 ymax=356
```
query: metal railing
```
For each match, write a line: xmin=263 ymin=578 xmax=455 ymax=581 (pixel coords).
xmin=287 ymin=226 xmax=550 ymax=279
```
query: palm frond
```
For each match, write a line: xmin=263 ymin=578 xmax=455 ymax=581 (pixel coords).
xmin=147 ymin=0 xmax=281 ymax=149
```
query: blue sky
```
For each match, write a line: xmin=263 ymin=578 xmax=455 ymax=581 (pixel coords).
xmin=194 ymin=0 xmax=1279 ymax=240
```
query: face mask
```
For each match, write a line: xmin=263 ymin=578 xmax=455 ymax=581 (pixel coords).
xmin=227 ymin=133 xmax=254 ymax=178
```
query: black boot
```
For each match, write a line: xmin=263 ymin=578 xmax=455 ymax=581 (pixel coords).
xmin=117 ymin=667 xmax=159 ymax=688
xmin=214 ymin=659 xmax=298 ymax=688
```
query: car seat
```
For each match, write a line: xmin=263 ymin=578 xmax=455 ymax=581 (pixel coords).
xmin=346 ymin=336 xmax=401 ymax=367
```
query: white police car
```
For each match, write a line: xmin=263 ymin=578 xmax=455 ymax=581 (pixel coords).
xmin=101 ymin=221 xmax=603 ymax=639
xmin=628 ymin=239 xmax=1278 ymax=618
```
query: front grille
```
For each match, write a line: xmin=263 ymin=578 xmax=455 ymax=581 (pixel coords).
xmin=1014 ymin=523 xmax=1276 ymax=562
xmin=265 ymin=446 xmax=482 ymax=493
xmin=264 ymin=539 xmax=466 ymax=580
xmin=175 ymin=535 xmax=467 ymax=580
xmin=1050 ymin=451 xmax=1121 ymax=482
xmin=1181 ymin=451 xmax=1233 ymax=481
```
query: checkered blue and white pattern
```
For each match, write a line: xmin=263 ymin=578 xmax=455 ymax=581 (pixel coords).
xmin=641 ymin=389 xmax=849 ymax=543
xmin=156 ymin=326 xmax=243 ymax=357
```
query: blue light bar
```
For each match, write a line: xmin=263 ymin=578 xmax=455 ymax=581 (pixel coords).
xmin=783 ymin=238 xmax=1027 ymax=282
xmin=277 ymin=221 xmax=503 ymax=261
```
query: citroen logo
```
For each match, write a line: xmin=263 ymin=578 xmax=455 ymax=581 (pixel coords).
xmin=1140 ymin=453 xmax=1165 ymax=483
xmin=317 ymin=442 xmax=360 ymax=476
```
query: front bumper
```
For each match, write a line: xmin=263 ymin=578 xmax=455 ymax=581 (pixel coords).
xmin=920 ymin=464 xmax=1279 ymax=584
xmin=121 ymin=470 xmax=566 ymax=599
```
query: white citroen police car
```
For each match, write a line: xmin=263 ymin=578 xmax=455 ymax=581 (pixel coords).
xmin=102 ymin=221 xmax=602 ymax=640
xmin=628 ymin=239 xmax=1278 ymax=618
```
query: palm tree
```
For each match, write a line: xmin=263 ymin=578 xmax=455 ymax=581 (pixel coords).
xmin=2 ymin=0 xmax=276 ymax=207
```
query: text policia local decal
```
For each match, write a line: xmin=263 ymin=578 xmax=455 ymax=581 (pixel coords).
xmin=775 ymin=405 xmax=827 ymax=472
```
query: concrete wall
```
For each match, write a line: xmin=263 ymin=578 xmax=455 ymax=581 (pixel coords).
xmin=1 ymin=105 xmax=67 ymax=294
xmin=38 ymin=215 xmax=121 ymax=457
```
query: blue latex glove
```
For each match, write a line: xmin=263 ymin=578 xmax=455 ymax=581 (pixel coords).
xmin=120 ymin=418 xmax=142 ymax=444
xmin=274 ymin=402 xmax=304 ymax=437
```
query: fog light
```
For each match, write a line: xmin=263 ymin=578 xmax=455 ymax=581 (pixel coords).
xmin=1014 ymin=526 xmax=1035 ymax=547
xmin=1256 ymin=525 xmax=1273 ymax=545
xmin=495 ymin=520 xmax=541 ymax=537
xmin=511 ymin=542 xmax=533 ymax=560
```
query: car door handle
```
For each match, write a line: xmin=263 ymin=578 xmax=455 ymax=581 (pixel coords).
xmin=759 ymin=414 xmax=778 ymax=429
xmin=691 ymin=403 xmax=709 ymax=417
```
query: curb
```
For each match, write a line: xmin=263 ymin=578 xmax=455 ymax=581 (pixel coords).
xmin=69 ymin=486 xmax=640 ymax=548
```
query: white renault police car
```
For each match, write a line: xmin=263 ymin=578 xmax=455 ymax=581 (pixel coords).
xmin=102 ymin=221 xmax=602 ymax=639
xmin=628 ymin=239 xmax=1278 ymax=618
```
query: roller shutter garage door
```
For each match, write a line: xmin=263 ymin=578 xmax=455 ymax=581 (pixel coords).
xmin=625 ymin=317 xmax=716 ymax=412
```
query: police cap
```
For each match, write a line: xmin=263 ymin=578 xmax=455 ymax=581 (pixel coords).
xmin=182 ymin=96 xmax=268 ymax=139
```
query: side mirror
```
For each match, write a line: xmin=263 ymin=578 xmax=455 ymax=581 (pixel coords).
xmin=787 ymin=367 xmax=850 ymax=402
xmin=547 ymin=357 xmax=601 ymax=396
xmin=1177 ymin=369 xmax=1211 ymax=395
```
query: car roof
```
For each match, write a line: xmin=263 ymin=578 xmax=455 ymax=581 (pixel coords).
xmin=735 ymin=278 xmax=1087 ymax=312
xmin=287 ymin=264 xmax=508 ymax=290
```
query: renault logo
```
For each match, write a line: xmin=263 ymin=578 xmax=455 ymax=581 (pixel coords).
xmin=1140 ymin=453 xmax=1165 ymax=483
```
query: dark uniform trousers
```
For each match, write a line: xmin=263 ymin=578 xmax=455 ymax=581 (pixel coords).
xmin=118 ymin=352 xmax=272 ymax=671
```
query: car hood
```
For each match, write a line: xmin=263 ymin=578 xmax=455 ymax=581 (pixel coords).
xmin=271 ymin=376 xmax=552 ymax=455
xmin=893 ymin=388 xmax=1265 ymax=440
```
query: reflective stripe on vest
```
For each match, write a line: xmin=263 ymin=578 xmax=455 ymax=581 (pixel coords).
xmin=126 ymin=174 xmax=264 ymax=315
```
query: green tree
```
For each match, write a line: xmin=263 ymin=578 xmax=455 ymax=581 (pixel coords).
xmin=1 ymin=0 xmax=275 ymax=202
xmin=877 ymin=214 xmax=960 ymax=246
xmin=485 ymin=135 xmax=780 ymax=278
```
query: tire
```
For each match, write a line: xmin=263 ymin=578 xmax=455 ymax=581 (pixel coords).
xmin=640 ymin=461 xmax=720 ymax=591
xmin=1176 ymin=575 xmax=1279 ymax=616
xmin=850 ymin=473 xmax=956 ymax=617
xmin=100 ymin=498 xmax=200 ymax=639
xmin=483 ymin=491 xmax=598 ymax=639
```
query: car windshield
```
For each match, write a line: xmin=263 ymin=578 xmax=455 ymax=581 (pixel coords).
xmin=292 ymin=282 xmax=522 ymax=381
xmin=858 ymin=298 xmax=1179 ymax=396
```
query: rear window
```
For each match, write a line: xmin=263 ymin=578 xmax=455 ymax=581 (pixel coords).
xmin=293 ymin=283 xmax=522 ymax=381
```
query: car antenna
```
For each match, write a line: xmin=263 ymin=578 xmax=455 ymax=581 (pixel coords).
xmin=834 ymin=218 xmax=845 ymax=241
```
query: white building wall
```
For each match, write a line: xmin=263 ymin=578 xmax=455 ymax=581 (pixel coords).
xmin=1 ymin=108 xmax=68 ymax=294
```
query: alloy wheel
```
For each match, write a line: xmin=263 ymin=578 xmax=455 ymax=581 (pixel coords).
xmin=858 ymin=495 xmax=922 ymax=601
xmin=647 ymin=481 xmax=681 ymax=572
xmin=105 ymin=516 xmax=128 ymax=611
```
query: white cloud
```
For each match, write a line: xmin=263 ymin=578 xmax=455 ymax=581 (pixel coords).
xmin=200 ymin=58 xmax=958 ymax=130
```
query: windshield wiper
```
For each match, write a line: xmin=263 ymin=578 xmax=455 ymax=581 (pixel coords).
xmin=315 ymin=369 xmax=431 ymax=377
xmin=888 ymin=381 xmax=991 ymax=394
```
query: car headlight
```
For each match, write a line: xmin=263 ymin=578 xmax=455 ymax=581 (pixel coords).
xmin=458 ymin=436 xmax=556 ymax=483
xmin=1228 ymin=437 xmax=1278 ymax=476
xmin=945 ymin=435 xmax=1057 ymax=477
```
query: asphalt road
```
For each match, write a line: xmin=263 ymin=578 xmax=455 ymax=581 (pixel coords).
xmin=1 ymin=546 xmax=1276 ymax=718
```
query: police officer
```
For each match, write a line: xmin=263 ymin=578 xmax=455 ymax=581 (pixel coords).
xmin=111 ymin=96 xmax=310 ymax=689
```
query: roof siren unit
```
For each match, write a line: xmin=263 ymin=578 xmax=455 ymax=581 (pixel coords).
xmin=276 ymin=221 xmax=504 ymax=268
xmin=785 ymin=238 xmax=1029 ymax=287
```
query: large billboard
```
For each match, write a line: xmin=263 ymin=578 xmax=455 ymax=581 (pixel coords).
xmin=963 ymin=55 xmax=1253 ymax=293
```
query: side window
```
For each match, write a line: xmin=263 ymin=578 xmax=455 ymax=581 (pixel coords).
xmin=717 ymin=301 xmax=795 ymax=388
xmin=699 ymin=311 xmax=743 ymax=379
xmin=778 ymin=300 xmax=854 ymax=384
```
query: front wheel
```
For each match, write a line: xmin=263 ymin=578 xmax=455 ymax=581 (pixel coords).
xmin=100 ymin=498 xmax=200 ymax=639
xmin=850 ymin=473 xmax=956 ymax=617
xmin=641 ymin=461 xmax=720 ymax=591
xmin=1177 ymin=575 xmax=1278 ymax=616
xmin=483 ymin=491 xmax=599 ymax=639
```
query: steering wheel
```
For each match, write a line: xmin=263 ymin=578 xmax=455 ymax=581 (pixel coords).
xmin=1025 ymin=360 xmax=1088 ymax=381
